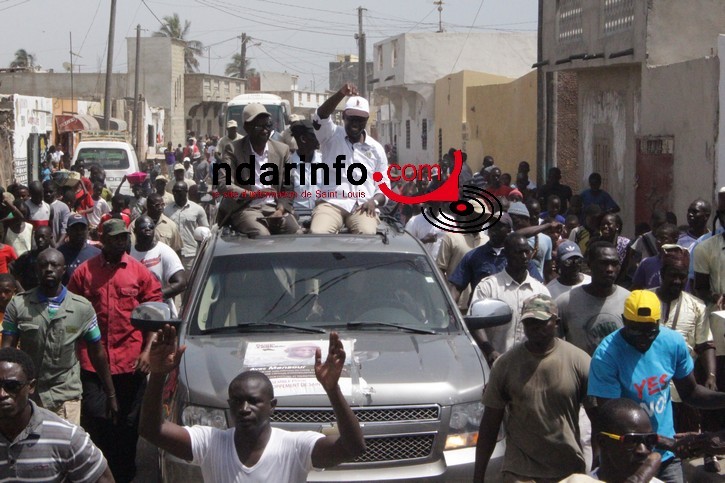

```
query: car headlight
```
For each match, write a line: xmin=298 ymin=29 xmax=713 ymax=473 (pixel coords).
xmin=445 ymin=402 xmax=484 ymax=450
xmin=182 ymin=404 xmax=228 ymax=429
xmin=445 ymin=402 xmax=504 ymax=450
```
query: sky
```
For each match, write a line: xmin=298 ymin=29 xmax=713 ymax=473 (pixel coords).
xmin=1 ymin=0 xmax=538 ymax=92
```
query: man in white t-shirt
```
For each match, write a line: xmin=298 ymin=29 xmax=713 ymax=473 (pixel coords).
xmin=405 ymin=202 xmax=444 ymax=260
xmin=130 ymin=215 xmax=186 ymax=317
xmin=547 ymin=240 xmax=591 ymax=300
xmin=140 ymin=327 xmax=366 ymax=483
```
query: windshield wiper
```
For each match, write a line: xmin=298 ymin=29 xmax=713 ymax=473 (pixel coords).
xmin=345 ymin=321 xmax=436 ymax=335
xmin=201 ymin=322 xmax=325 ymax=335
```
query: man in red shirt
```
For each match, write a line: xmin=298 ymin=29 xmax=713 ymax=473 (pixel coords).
xmin=487 ymin=167 xmax=513 ymax=200
xmin=68 ymin=219 xmax=162 ymax=482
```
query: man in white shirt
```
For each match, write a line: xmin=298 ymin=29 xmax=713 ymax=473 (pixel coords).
xmin=164 ymin=181 xmax=209 ymax=270
xmin=405 ymin=202 xmax=444 ymax=260
xmin=469 ymin=232 xmax=550 ymax=364
xmin=310 ymin=83 xmax=388 ymax=234
xmin=130 ymin=215 xmax=186 ymax=317
xmin=546 ymin=241 xmax=591 ymax=299
xmin=288 ymin=120 xmax=321 ymax=221
xmin=140 ymin=327 xmax=365 ymax=483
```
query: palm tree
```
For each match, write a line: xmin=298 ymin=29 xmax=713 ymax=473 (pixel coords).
xmin=153 ymin=13 xmax=203 ymax=73
xmin=225 ymin=53 xmax=257 ymax=79
xmin=9 ymin=49 xmax=36 ymax=70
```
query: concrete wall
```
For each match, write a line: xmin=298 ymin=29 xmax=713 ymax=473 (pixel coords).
xmin=374 ymin=32 xmax=536 ymax=88
xmin=373 ymin=32 xmax=536 ymax=167
xmin=542 ymin=0 xmax=647 ymax=73
xmin=434 ymin=71 xmax=514 ymax=168
xmin=577 ymin=65 xmax=639 ymax=233
xmin=555 ymin=71 xmax=580 ymax=190
xmin=9 ymin=95 xmax=53 ymax=184
xmin=647 ymin=0 xmax=725 ymax=66
xmin=466 ymin=71 xmax=538 ymax=177
xmin=639 ymin=56 xmax=719 ymax=225
xmin=717 ymin=36 xmax=725 ymax=191
xmin=259 ymin=71 xmax=297 ymax=91
xmin=127 ymin=36 xmax=186 ymax=146
xmin=0 ymin=72 xmax=127 ymax=101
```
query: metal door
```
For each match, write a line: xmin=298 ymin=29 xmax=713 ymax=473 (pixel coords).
xmin=635 ymin=136 xmax=674 ymax=225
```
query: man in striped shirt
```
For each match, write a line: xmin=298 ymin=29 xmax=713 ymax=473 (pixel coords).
xmin=0 ymin=347 xmax=114 ymax=482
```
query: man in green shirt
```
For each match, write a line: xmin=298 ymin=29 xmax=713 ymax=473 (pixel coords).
xmin=1 ymin=248 xmax=117 ymax=425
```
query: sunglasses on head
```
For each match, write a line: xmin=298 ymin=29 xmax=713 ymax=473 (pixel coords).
xmin=0 ymin=379 xmax=31 ymax=394
xmin=600 ymin=431 xmax=659 ymax=449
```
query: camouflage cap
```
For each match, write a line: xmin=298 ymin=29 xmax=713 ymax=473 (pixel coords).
xmin=521 ymin=294 xmax=558 ymax=321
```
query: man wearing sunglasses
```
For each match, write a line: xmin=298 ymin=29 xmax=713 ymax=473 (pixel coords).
xmin=560 ymin=398 xmax=664 ymax=483
xmin=588 ymin=290 xmax=725 ymax=482
xmin=218 ymin=104 xmax=299 ymax=236
xmin=0 ymin=347 xmax=114 ymax=482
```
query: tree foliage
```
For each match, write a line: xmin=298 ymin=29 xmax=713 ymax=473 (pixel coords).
xmin=153 ymin=13 xmax=203 ymax=73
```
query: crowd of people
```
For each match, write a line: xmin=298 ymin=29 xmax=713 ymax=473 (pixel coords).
xmin=1 ymin=79 xmax=725 ymax=483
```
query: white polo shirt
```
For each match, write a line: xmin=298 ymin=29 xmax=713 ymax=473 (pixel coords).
xmin=289 ymin=151 xmax=321 ymax=214
xmin=312 ymin=112 xmax=388 ymax=213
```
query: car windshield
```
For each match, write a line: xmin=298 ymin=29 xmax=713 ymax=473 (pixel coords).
xmin=76 ymin=148 xmax=130 ymax=170
xmin=190 ymin=251 xmax=457 ymax=335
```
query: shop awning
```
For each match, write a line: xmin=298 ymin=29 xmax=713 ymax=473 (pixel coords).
xmin=93 ymin=116 xmax=128 ymax=131
xmin=55 ymin=114 xmax=100 ymax=133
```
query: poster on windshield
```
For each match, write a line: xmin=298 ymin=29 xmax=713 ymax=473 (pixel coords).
xmin=242 ymin=339 xmax=354 ymax=397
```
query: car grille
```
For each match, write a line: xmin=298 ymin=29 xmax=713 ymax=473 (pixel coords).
xmin=271 ymin=406 xmax=441 ymax=463
xmin=354 ymin=434 xmax=436 ymax=463
xmin=271 ymin=405 xmax=440 ymax=424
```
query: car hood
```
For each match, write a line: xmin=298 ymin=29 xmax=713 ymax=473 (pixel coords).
xmin=180 ymin=332 xmax=486 ymax=408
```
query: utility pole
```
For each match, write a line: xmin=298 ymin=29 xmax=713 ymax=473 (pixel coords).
xmin=356 ymin=7 xmax=367 ymax=97
xmin=103 ymin=0 xmax=117 ymax=130
xmin=434 ymin=0 xmax=444 ymax=33
xmin=240 ymin=33 xmax=247 ymax=86
xmin=133 ymin=24 xmax=141 ymax=156
xmin=69 ymin=32 xmax=74 ymax=113
xmin=536 ymin=0 xmax=546 ymax=185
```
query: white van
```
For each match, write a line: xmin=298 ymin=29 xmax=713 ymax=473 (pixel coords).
xmin=71 ymin=131 xmax=139 ymax=196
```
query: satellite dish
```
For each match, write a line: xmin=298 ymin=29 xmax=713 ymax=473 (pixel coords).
xmin=62 ymin=62 xmax=72 ymax=72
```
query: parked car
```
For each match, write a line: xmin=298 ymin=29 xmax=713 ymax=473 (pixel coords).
xmin=153 ymin=224 xmax=508 ymax=482
xmin=71 ymin=131 xmax=139 ymax=195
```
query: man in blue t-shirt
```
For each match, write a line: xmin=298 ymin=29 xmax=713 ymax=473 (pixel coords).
xmin=589 ymin=290 xmax=725 ymax=483
xmin=580 ymin=172 xmax=620 ymax=215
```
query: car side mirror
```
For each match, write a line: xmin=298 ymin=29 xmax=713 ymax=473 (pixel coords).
xmin=130 ymin=302 xmax=182 ymax=332
xmin=464 ymin=299 xmax=512 ymax=331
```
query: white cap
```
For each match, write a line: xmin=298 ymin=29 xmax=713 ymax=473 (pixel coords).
xmin=194 ymin=226 xmax=211 ymax=242
xmin=344 ymin=96 xmax=370 ymax=117
xmin=226 ymin=120 xmax=238 ymax=128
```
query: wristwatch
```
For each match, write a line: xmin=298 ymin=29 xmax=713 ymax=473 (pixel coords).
xmin=375 ymin=198 xmax=383 ymax=207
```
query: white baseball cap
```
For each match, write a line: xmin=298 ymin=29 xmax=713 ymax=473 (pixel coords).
xmin=344 ymin=96 xmax=370 ymax=117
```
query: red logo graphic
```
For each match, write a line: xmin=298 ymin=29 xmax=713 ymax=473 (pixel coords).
xmin=373 ymin=150 xmax=502 ymax=234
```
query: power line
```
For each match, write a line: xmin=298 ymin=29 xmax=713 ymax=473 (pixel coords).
xmin=78 ymin=0 xmax=103 ymax=54
xmin=195 ymin=0 xmax=355 ymax=38
xmin=140 ymin=0 xmax=165 ymax=28
xmin=450 ymin=0 xmax=485 ymax=73
xmin=0 ymin=0 xmax=29 ymax=12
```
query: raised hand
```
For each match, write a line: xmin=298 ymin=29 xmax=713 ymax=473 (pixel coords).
xmin=315 ymin=331 xmax=345 ymax=392
xmin=340 ymin=83 xmax=359 ymax=97
xmin=148 ymin=325 xmax=186 ymax=375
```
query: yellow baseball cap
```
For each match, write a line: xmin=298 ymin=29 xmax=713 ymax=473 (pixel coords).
xmin=624 ymin=290 xmax=661 ymax=323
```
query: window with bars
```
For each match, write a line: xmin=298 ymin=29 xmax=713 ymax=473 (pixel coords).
xmin=405 ymin=120 xmax=410 ymax=149
xmin=421 ymin=119 xmax=428 ymax=150
xmin=603 ymin=0 xmax=635 ymax=34
xmin=557 ymin=0 xmax=583 ymax=43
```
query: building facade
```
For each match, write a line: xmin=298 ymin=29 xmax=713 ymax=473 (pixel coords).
xmin=542 ymin=0 xmax=725 ymax=232
xmin=373 ymin=32 xmax=536 ymax=166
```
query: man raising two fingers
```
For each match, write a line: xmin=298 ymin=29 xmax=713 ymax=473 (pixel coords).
xmin=139 ymin=327 xmax=365 ymax=482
